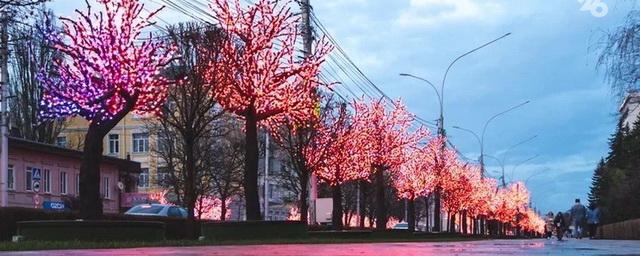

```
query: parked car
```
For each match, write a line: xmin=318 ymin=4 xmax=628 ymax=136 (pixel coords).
xmin=124 ymin=204 xmax=187 ymax=218
xmin=393 ymin=222 xmax=409 ymax=230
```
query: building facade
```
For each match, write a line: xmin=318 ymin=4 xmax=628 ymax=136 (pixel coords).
xmin=620 ymin=91 xmax=640 ymax=131
xmin=3 ymin=137 xmax=140 ymax=212
xmin=58 ymin=114 xmax=162 ymax=193
xmin=58 ymin=115 xmax=300 ymax=220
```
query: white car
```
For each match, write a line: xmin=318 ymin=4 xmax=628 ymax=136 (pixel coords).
xmin=393 ymin=222 xmax=409 ymax=230
xmin=124 ymin=204 xmax=188 ymax=218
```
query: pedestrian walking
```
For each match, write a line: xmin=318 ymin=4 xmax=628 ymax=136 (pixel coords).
xmin=544 ymin=212 xmax=554 ymax=239
xmin=570 ymin=199 xmax=587 ymax=239
xmin=587 ymin=205 xmax=601 ymax=239
xmin=553 ymin=211 xmax=566 ymax=241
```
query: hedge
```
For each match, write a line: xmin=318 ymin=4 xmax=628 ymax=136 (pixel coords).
xmin=17 ymin=220 xmax=165 ymax=242
xmin=201 ymin=221 xmax=307 ymax=241
xmin=0 ymin=207 xmax=200 ymax=241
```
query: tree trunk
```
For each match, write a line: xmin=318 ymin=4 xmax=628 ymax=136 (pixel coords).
xmin=184 ymin=133 xmax=198 ymax=238
xmin=374 ymin=166 xmax=386 ymax=230
xmin=450 ymin=212 xmax=456 ymax=233
xmin=359 ymin=180 xmax=366 ymax=228
xmin=407 ymin=198 xmax=416 ymax=232
xmin=244 ymin=109 xmax=261 ymax=220
xmin=299 ymin=167 xmax=310 ymax=223
xmin=331 ymin=184 xmax=343 ymax=230
xmin=425 ymin=196 xmax=430 ymax=232
xmin=462 ymin=210 xmax=468 ymax=234
xmin=221 ymin=196 xmax=227 ymax=221
xmin=433 ymin=188 xmax=441 ymax=232
xmin=79 ymin=125 xmax=108 ymax=219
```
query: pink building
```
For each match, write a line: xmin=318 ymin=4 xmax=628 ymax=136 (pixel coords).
xmin=4 ymin=137 xmax=140 ymax=213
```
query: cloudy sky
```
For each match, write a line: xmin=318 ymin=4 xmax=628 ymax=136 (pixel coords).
xmin=49 ymin=0 xmax=638 ymax=213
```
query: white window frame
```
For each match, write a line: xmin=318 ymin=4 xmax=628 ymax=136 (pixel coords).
xmin=108 ymin=134 xmax=120 ymax=154
xmin=59 ymin=171 xmax=68 ymax=195
xmin=43 ymin=169 xmax=51 ymax=194
xmin=132 ymin=133 xmax=149 ymax=153
xmin=103 ymin=177 xmax=110 ymax=199
xmin=25 ymin=167 xmax=33 ymax=191
xmin=55 ymin=136 xmax=67 ymax=148
xmin=138 ymin=168 xmax=149 ymax=188
xmin=7 ymin=165 xmax=14 ymax=190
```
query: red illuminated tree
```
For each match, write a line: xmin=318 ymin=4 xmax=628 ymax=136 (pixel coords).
xmin=306 ymin=103 xmax=369 ymax=229
xmin=352 ymin=98 xmax=428 ymax=230
xmin=206 ymin=0 xmax=332 ymax=220
xmin=392 ymin=146 xmax=435 ymax=231
xmin=39 ymin=0 xmax=174 ymax=219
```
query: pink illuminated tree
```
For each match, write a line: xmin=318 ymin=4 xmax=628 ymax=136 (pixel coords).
xmin=305 ymin=103 xmax=368 ymax=229
xmin=392 ymin=146 xmax=434 ymax=231
xmin=39 ymin=0 xmax=174 ymax=219
xmin=352 ymin=98 xmax=429 ymax=230
xmin=205 ymin=0 xmax=332 ymax=220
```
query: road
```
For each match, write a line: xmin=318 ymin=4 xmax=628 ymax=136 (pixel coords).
xmin=3 ymin=239 xmax=640 ymax=255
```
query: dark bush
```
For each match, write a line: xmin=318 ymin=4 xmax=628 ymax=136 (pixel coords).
xmin=0 ymin=207 xmax=76 ymax=241
xmin=17 ymin=220 xmax=165 ymax=242
xmin=202 ymin=221 xmax=307 ymax=241
xmin=103 ymin=214 xmax=201 ymax=240
xmin=0 ymin=207 xmax=200 ymax=241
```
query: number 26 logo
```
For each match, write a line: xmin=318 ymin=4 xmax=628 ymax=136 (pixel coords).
xmin=578 ymin=0 xmax=609 ymax=18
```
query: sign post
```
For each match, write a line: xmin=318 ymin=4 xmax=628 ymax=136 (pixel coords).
xmin=32 ymin=168 xmax=41 ymax=208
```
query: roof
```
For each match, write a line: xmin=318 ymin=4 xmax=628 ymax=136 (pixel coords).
xmin=8 ymin=137 xmax=141 ymax=173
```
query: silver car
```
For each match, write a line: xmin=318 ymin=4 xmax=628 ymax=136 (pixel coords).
xmin=124 ymin=204 xmax=188 ymax=218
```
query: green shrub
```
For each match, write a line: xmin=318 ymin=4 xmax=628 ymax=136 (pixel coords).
xmin=202 ymin=221 xmax=307 ymax=241
xmin=17 ymin=220 xmax=165 ymax=242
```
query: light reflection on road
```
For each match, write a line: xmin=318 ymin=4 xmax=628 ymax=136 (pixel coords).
xmin=3 ymin=239 xmax=640 ymax=256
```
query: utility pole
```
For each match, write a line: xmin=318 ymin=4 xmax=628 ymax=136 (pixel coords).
xmin=0 ymin=10 xmax=9 ymax=208
xmin=300 ymin=0 xmax=316 ymax=225
xmin=264 ymin=133 xmax=270 ymax=220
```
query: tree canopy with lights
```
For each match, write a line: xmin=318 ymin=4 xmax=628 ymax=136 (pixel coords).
xmin=351 ymin=98 xmax=429 ymax=230
xmin=205 ymin=0 xmax=332 ymax=220
xmin=39 ymin=0 xmax=174 ymax=218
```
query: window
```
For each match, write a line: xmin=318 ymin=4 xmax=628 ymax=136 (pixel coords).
xmin=157 ymin=167 xmax=170 ymax=187
xmin=138 ymin=168 xmax=149 ymax=188
xmin=55 ymin=136 xmax=67 ymax=148
xmin=108 ymin=134 xmax=120 ymax=154
xmin=76 ymin=174 xmax=80 ymax=195
xmin=102 ymin=177 xmax=110 ymax=199
xmin=132 ymin=133 xmax=149 ymax=153
xmin=25 ymin=167 xmax=33 ymax=191
xmin=43 ymin=169 xmax=51 ymax=193
xmin=7 ymin=165 xmax=14 ymax=190
xmin=59 ymin=172 xmax=68 ymax=195
xmin=167 ymin=207 xmax=183 ymax=218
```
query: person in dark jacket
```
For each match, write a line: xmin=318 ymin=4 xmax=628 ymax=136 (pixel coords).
xmin=587 ymin=206 xmax=601 ymax=239
xmin=570 ymin=199 xmax=587 ymax=239
xmin=553 ymin=211 xmax=566 ymax=241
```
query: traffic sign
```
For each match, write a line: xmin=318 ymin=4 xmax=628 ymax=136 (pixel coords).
xmin=43 ymin=201 xmax=66 ymax=210
xmin=32 ymin=168 xmax=41 ymax=181
xmin=32 ymin=181 xmax=40 ymax=193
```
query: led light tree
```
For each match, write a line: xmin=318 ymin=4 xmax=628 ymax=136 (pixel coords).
xmin=39 ymin=0 xmax=174 ymax=219
xmin=392 ymin=145 xmax=435 ymax=231
xmin=441 ymin=163 xmax=481 ymax=233
xmin=421 ymin=136 xmax=459 ymax=230
xmin=206 ymin=0 xmax=331 ymax=220
xmin=305 ymin=103 xmax=368 ymax=229
xmin=352 ymin=98 xmax=428 ymax=230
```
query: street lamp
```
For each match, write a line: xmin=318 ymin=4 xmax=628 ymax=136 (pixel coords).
xmin=400 ymin=32 xmax=512 ymax=233
xmin=452 ymin=100 xmax=530 ymax=178
xmin=510 ymin=154 xmax=540 ymax=184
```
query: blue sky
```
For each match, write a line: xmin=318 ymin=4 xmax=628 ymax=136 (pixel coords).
xmin=49 ymin=0 xmax=637 ymax=213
